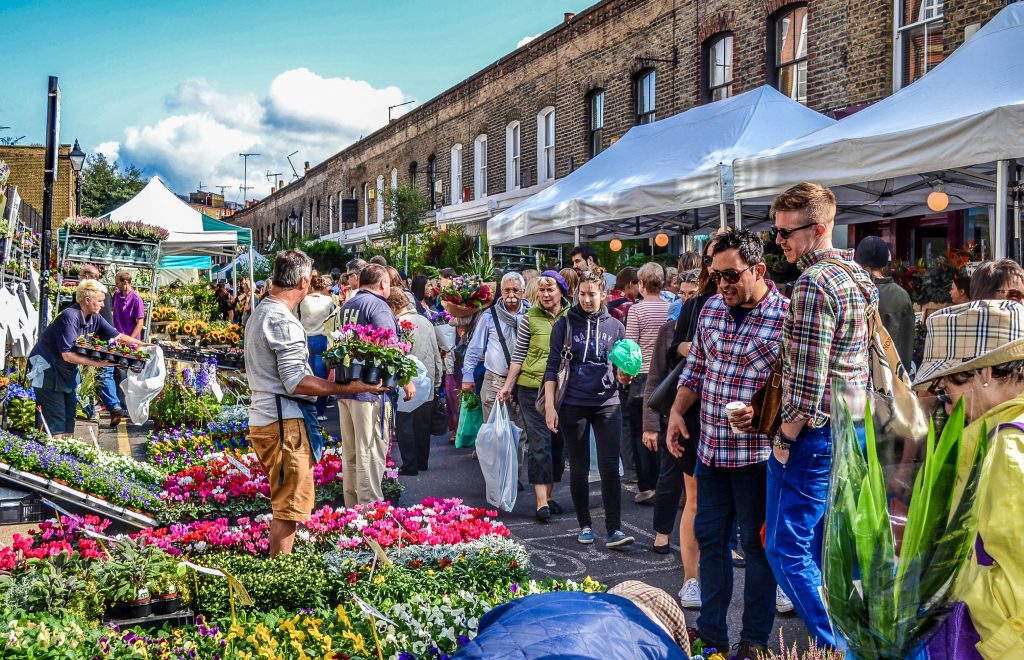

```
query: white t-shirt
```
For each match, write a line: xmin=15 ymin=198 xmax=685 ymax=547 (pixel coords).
xmin=297 ymin=294 xmax=336 ymax=337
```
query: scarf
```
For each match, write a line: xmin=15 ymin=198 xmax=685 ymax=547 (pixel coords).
xmin=493 ymin=300 xmax=526 ymax=349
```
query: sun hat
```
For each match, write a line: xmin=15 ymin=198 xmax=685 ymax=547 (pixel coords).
xmin=911 ymin=299 xmax=1024 ymax=391
xmin=540 ymin=270 xmax=569 ymax=297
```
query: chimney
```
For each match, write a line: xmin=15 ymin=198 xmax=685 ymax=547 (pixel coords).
xmin=304 ymin=161 xmax=310 ymax=173
xmin=271 ymin=186 xmax=276 ymax=195
xmin=564 ymin=11 xmax=574 ymax=22
xmin=279 ymin=179 xmax=285 ymax=189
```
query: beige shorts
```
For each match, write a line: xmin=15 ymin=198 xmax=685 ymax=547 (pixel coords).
xmin=249 ymin=419 xmax=315 ymax=521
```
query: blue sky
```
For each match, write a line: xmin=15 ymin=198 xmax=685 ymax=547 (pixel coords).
xmin=2 ymin=0 xmax=593 ymax=200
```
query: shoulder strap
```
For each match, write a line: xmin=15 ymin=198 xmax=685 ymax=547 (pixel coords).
xmin=992 ymin=422 xmax=1024 ymax=437
xmin=822 ymin=258 xmax=874 ymax=308
xmin=490 ymin=305 xmax=512 ymax=367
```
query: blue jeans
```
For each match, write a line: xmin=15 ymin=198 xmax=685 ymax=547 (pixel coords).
xmin=695 ymin=460 xmax=776 ymax=647
xmin=95 ymin=366 xmax=123 ymax=412
xmin=765 ymin=425 xmax=837 ymax=649
xmin=307 ymin=335 xmax=329 ymax=415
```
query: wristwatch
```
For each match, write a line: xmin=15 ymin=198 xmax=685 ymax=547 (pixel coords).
xmin=772 ymin=431 xmax=795 ymax=451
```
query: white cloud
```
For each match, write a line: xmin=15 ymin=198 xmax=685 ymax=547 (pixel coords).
xmin=100 ymin=70 xmax=410 ymax=201
xmin=94 ymin=141 xmax=120 ymax=163
xmin=517 ymin=34 xmax=541 ymax=48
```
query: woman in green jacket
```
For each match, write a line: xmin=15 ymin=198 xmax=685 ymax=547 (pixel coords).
xmin=498 ymin=270 xmax=570 ymax=523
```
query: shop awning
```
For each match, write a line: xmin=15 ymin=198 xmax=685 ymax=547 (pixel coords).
xmin=486 ymin=86 xmax=835 ymax=246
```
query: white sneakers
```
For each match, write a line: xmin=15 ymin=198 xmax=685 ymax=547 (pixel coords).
xmin=678 ymin=578 xmax=701 ymax=608
xmin=776 ymin=586 xmax=794 ymax=613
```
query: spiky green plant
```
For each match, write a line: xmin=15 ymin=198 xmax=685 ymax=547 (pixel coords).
xmin=823 ymin=395 xmax=987 ymax=658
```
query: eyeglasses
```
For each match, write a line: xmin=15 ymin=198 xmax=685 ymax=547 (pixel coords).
xmin=702 ymin=255 xmax=714 ymax=267
xmin=769 ymin=222 xmax=820 ymax=241
xmin=927 ymin=378 xmax=952 ymax=405
xmin=997 ymin=288 xmax=1024 ymax=302
xmin=709 ymin=265 xmax=755 ymax=285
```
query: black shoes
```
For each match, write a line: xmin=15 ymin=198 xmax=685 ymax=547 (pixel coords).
xmin=397 ymin=466 xmax=419 ymax=476
xmin=535 ymin=506 xmax=551 ymax=523
xmin=548 ymin=500 xmax=563 ymax=514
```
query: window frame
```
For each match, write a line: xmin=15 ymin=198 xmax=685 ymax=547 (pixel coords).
xmin=375 ymin=175 xmax=385 ymax=223
xmin=450 ymin=144 xmax=463 ymax=204
xmin=474 ymin=134 xmax=488 ymax=199
xmin=767 ymin=4 xmax=809 ymax=104
xmin=427 ymin=155 xmax=436 ymax=206
xmin=505 ymin=121 xmax=521 ymax=191
xmin=703 ymin=32 xmax=735 ymax=102
xmin=893 ymin=0 xmax=945 ymax=90
xmin=588 ymin=90 xmax=605 ymax=157
xmin=635 ymin=69 xmax=657 ymax=125
xmin=536 ymin=107 xmax=556 ymax=183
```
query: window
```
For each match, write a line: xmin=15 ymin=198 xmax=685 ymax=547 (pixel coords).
xmin=375 ymin=175 xmax=385 ymax=222
xmin=505 ymin=122 xmax=521 ymax=191
xmin=427 ymin=155 xmax=436 ymax=206
xmin=536 ymin=107 xmax=555 ymax=183
xmin=390 ymin=168 xmax=398 ymax=222
xmin=450 ymin=144 xmax=463 ymax=204
xmin=363 ymin=183 xmax=370 ymax=226
xmin=474 ymin=134 xmax=488 ymax=199
xmin=895 ymin=0 xmax=944 ymax=89
xmin=636 ymin=70 xmax=657 ymax=124
xmin=770 ymin=5 xmax=808 ymax=103
xmin=705 ymin=34 xmax=734 ymax=101
xmin=588 ymin=91 xmax=604 ymax=157
xmin=409 ymin=162 xmax=417 ymax=188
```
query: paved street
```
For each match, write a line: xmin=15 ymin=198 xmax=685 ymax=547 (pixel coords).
xmin=100 ymin=405 xmax=809 ymax=654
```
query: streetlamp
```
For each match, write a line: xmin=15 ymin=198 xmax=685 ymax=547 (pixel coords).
xmin=288 ymin=209 xmax=298 ymax=242
xmin=69 ymin=139 xmax=86 ymax=216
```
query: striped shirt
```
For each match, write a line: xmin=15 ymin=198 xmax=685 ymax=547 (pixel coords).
xmin=678 ymin=282 xmax=788 ymax=468
xmin=511 ymin=315 xmax=533 ymax=365
xmin=625 ymin=299 xmax=670 ymax=375
xmin=781 ymin=248 xmax=876 ymax=428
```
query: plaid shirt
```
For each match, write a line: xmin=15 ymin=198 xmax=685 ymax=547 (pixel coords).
xmin=781 ymin=248 xmax=877 ymax=428
xmin=679 ymin=281 xmax=789 ymax=468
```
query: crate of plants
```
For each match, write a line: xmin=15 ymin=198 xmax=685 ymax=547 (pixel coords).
xmin=74 ymin=335 xmax=150 ymax=372
xmin=61 ymin=217 xmax=167 ymax=267
xmin=324 ymin=323 xmax=418 ymax=388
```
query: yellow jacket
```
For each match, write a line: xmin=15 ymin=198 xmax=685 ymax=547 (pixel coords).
xmin=955 ymin=392 xmax=1024 ymax=659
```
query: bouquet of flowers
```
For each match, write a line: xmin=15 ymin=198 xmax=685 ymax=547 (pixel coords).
xmin=427 ymin=308 xmax=452 ymax=326
xmin=439 ymin=275 xmax=492 ymax=318
xmin=325 ymin=323 xmax=417 ymax=386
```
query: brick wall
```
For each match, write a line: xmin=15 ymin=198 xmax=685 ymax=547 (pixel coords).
xmin=230 ymin=0 xmax=1006 ymax=248
xmin=0 ymin=145 xmax=77 ymax=227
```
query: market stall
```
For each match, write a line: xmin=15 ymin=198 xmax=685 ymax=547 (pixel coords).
xmin=732 ymin=2 xmax=1024 ymax=250
xmin=486 ymin=86 xmax=835 ymax=246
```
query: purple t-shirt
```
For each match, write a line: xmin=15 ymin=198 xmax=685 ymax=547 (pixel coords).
xmin=112 ymin=289 xmax=145 ymax=337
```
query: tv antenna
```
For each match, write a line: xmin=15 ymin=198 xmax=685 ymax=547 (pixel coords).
xmin=216 ymin=185 xmax=231 ymax=197
xmin=239 ymin=152 xmax=260 ymax=204
xmin=265 ymin=170 xmax=283 ymax=185
xmin=286 ymin=151 xmax=300 ymax=180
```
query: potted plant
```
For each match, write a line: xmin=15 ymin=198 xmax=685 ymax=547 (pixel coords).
xmin=149 ymin=556 xmax=182 ymax=615
xmin=99 ymin=537 xmax=166 ymax=619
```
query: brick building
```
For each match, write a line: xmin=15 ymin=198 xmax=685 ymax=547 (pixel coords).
xmin=0 ymin=144 xmax=78 ymax=227
xmin=229 ymin=0 xmax=1008 ymax=262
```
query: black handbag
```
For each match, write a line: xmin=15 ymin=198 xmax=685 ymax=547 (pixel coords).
xmin=646 ymin=296 xmax=702 ymax=416
xmin=430 ymin=394 xmax=449 ymax=436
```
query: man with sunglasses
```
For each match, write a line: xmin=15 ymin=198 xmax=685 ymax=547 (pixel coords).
xmin=765 ymin=182 xmax=876 ymax=650
xmin=666 ymin=229 xmax=788 ymax=659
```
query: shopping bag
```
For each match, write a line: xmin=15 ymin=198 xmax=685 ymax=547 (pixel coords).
xmin=455 ymin=396 xmax=483 ymax=448
xmin=120 ymin=345 xmax=167 ymax=425
xmin=475 ymin=401 xmax=521 ymax=511
xmin=397 ymin=356 xmax=433 ymax=412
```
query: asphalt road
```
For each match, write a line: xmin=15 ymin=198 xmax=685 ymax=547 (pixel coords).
xmin=103 ymin=405 xmax=810 ymax=654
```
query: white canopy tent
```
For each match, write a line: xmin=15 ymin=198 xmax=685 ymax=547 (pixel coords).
xmin=212 ymin=249 xmax=269 ymax=280
xmin=733 ymin=3 xmax=1024 ymax=254
xmin=487 ymin=86 xmax=836 ymax=246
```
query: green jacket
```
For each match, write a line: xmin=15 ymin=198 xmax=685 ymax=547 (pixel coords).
xmin=875 ymin=277 xmax=916 ymax=370
xmin=518 ymin=303 xmax=568 ymax=389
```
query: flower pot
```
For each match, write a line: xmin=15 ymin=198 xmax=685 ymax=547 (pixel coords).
xmin=334 ymin=361 xmax=352 ymax=383
xmin=152 ymin=595 xmax=180 ymax=615
xmin=117 ymin=356 xmax=129 ymax=367
xmin=107 ymin=601 xmax=132 ymax=619
xmin=128 ymin=597 xmax=152 ymax=618
xmin=349 ymin=358 xmax=365 ymax=381
xmin=362 ymin=363 xmax=381 ymax=384
xmin=382 ymin=371 xmax=400 ymax=388
xmin=75 ymin=345 xmax=89 ymax=355
xmin=89 ymin=349 xmax=102 ymax=359
xmin=388 ymin=495 xmax=401 ymax=507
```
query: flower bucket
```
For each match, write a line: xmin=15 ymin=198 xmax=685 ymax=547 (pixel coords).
xmin=362 ymin=363 xmax=381 ymax=384
xmin=128 ymin=597 xmax=152 ymax=618
xmin=382 ymin=370 xmax=400 ymax=389
xmin=349 ymin=358 xmax=365 ymax=381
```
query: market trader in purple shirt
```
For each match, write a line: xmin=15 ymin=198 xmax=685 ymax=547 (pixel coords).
xmin=110 ymin=269 xmax=146 ymax=422
xmin=337 ymin=263 xmax=415 ymax=506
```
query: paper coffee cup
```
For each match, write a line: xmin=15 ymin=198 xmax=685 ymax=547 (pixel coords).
xmin=725 ymin=401 xmax=746 ymax=433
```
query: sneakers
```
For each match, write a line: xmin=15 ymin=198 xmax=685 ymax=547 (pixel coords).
xmin=577 ymin=527 xmax=595 ymax=544
xmin=316 ymin=414 xmax=328 ymax=422
xmin=606 ymin=530 xmax=635 ymax=549
xmin=776 ymin=586 xmax=794 ymax=613
xmin=678 ymin=578 xmax=701 ymax=608
xmin=734 ymin=640 xmax=769 ymax=660
xmin=633 ymin=489 xmax=656 ymax=504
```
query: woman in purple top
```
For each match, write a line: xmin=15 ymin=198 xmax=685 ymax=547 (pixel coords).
xmin=112 ymin=270 xmax=145 ymax=339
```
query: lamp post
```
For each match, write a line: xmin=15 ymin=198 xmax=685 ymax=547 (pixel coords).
xmin=288 ymin=209 xmax=297 ymax=243
xmin=69 ymin=139 xmax=86 ymax=216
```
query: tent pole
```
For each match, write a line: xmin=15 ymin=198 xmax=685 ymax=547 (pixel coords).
xmin=996 ymin=160 xmax=1008 ymax=260
xmin=232 ymin=255 xmax=237 ymax=295
xmin=719 ymin=203 xmax=727 ymax=230
xmin=574 ymin=226 xmax=580 ymax=246
xmin=247 ymin=245 xmax=255 ymax=312
xmin=734 ymin=199 xmax=743 ymax=230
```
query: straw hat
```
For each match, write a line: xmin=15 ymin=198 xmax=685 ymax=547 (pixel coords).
xmin=911 ymin=299 xmax=1024 ymax=391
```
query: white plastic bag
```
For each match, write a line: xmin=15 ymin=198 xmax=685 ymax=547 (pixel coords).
xmin=120 ymin=345 xmax=167 ymax=425
xmin=397 ymin=355 xmax=433 ymax=412
xmin=475 ymin=401 xmax=521 ymax=512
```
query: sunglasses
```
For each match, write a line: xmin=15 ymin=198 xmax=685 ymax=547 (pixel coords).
xmin=770 ymin=222 xmax=819 ymax=241
xmin=709 ymin=265 xmax=755 ymax=285
xmin=702 ymin=255 xmax=714 ymax=267
xmin=997 ymin=288 xmax=1024 ymax=302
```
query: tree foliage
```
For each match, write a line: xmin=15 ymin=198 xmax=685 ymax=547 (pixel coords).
xmin=383 ymin=183 xmax=430 ymax=240
xmin=80 ymin=154 xmax=148 ymax=218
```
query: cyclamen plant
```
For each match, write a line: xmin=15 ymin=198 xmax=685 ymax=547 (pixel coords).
xmin=63 ymin=217 xmax=169 ymax=242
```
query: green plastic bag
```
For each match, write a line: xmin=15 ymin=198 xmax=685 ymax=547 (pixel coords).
xmin=456 ymin=393 xmax=483 ymax=448
xmin=610 ymin=339 xmax=643 ymax=377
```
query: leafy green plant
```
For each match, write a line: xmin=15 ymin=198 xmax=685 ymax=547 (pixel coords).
xmin=0 ymin=552 xmax=104 ymax=621
xmin=462 ymin=252 xmax=495 ymax=281
xmin=823 ymin=396 xmax=986 ymax=658
xmin=96 ymin=537 xmax=170 ymax=604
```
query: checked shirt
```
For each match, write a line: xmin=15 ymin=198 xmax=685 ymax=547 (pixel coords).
xmin=781 ymin=248 xmax=876 ymax=428
xmin=678 ymin=280 xmax=789 ymax=468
